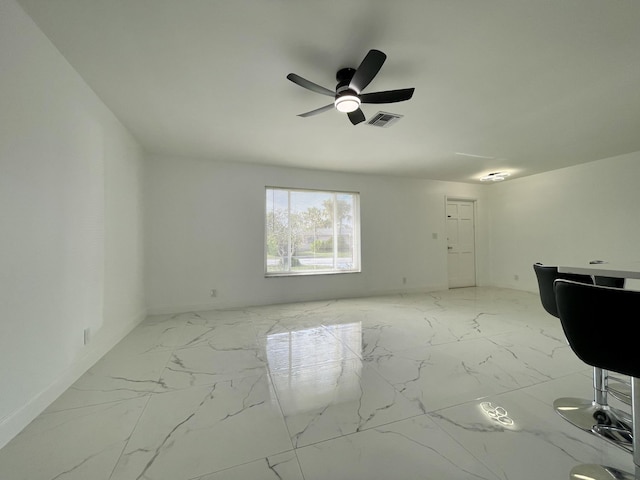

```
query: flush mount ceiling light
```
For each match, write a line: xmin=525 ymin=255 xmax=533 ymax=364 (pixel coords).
xmin=480 ymin=172 xmax=511 ymax=182
xmin=334 ymin=91 xmax=361 ymax=113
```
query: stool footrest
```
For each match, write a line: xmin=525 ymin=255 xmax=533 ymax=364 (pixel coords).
xmin=609 ymin=380 xmax=632 ymax=406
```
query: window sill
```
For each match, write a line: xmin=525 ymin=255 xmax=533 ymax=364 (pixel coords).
xmin=265 ymin=270 xmax=361 ymax=278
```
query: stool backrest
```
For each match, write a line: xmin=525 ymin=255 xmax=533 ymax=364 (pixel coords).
xmin=533 ymin=263 xmax=593 ymax=318
xmin=554 ymin=279 xmax=639 ymax=378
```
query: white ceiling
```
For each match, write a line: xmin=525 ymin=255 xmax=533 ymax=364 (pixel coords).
xmin=17 ymin=0 xmax=640 ymax=183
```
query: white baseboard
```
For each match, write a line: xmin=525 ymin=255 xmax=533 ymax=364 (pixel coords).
xmin=146 ymin=285 xmax=450 ymax=315
xmin=0 ymin=309 xmax=147 ymax=450
xmin=147 ymin=302 xmax=225 ymax=315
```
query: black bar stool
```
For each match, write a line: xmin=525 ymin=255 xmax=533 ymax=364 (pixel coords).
xmin=532 ymin=264 xmax=631 ymax=433
xmin=593 ymin=274 xmax=632 ymax=407
xmin=555 ymin=279 xmax=639 ymax=480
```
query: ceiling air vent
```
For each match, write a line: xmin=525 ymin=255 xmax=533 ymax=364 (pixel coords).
xmin=366 ymin=111 xmax=403 ymax=128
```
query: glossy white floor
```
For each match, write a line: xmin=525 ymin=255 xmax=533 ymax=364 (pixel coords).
xmin=0 ymin=287 xmax=634 ymax=480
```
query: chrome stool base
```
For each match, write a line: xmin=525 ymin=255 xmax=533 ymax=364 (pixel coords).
xmin=554 ymin=397 xmax=632 ymax=451
xmin=570 ymin=464 xmax=638 ymax=480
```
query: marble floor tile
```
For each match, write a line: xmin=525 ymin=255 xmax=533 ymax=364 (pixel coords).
xmin=0 ymin=397 xmax=147 ymax=480
xmin=368 ymin=334 xmax=574 ymax=413
xmin=108 ymin=312 xmax=193 ymax=356
xmin=249 ymin=300 xmax=342 ymax=337
xmin=521 ymin=370 xmax=603 ymax=407
xmin=46 ymin=349 xmax=172 ymax=411
xmin=260 ymin=324 xmax=360 ymax=373
xmin=175 ymin=315 xmax=260 ymax=351
xmin=356 ymin=310 xmax=522 ymax=359
xmin=195 ymin=451 xmax=304 ymax=480
xmin=189 ymin=307 xmax=261 ymax=325
xmin=158 ymin=344 xmax=267 ymax=391
xmin=485 ymin=327 xmax=589 ymax=378
xmin=295 ymin=414 xmax=501 ymax=480
xmin=430 ymin=389 xmax=635 ymax=480
xmin=110 ymin=374 xmax=292 ymax=480
xmin=520 ymin=369 xmax=632 ymax=419
xmin=1 ymin=287 xmax=633 ymax=480
xmin=271 ymin=357 xmax=424 ymax=447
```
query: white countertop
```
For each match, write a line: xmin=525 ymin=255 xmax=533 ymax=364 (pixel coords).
xmin=558 ymin=261 xmax=640 ymax=279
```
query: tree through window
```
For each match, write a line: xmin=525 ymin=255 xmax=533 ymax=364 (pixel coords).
xmin=265 ymin=187 xmax=360 ymax=276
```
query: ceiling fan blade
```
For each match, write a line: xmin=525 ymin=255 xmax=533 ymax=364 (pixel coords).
xmin=347 ymin=108 xmax=366 ymax=125
xmin=298 ymin=103 xmax=334 ymax=117
xmin=349 ymin=49 xmax=386 ymax=93
xmin=287 ymin=73 xmax=335 ymax=97
xmin=360 ymin=88 xmax=415 ymax=104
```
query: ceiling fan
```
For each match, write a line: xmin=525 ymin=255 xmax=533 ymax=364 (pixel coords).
xmin=287 ymin=49 xmax=415 ymax=126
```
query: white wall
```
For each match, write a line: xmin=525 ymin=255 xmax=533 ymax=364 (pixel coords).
xmin=488 ymin=150 xmax=640 ymax=292
xmin=145 ymin=155 xmax=489 ymax=313
xmin=0 ymin=0 xmax=145 ymax=448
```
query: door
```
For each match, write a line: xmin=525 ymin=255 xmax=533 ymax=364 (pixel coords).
xmin=447 ymin=199 xmax=476 ymax=288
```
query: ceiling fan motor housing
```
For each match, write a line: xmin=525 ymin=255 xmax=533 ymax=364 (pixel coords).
xmin=334 ymin=68 xmax=360 ymax=112
xmin=336 ymin=67 xmax=356 ymax=89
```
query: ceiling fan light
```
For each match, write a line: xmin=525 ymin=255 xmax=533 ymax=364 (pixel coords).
xmin=335 ymin=94 xmax=361 ymax=113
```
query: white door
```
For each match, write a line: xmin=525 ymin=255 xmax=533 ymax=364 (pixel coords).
xmin=447 ymin=200 xmax=476 ymax=288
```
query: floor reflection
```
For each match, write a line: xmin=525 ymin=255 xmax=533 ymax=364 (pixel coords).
xmin=480 ymin=401 xmax=516 ymax=428
xmin=266 ymin=323 xmax=362 ymax=414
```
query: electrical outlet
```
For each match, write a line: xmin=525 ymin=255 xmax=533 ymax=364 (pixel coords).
xmin=210 ymin=289 xmax=217 ymax=298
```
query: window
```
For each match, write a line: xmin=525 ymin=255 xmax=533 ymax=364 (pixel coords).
xmin=265 ymin=187 xmax=360 ymax=276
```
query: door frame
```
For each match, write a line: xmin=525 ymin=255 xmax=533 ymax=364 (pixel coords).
xmin=444 ymin=196 xmax=478 ymax=288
